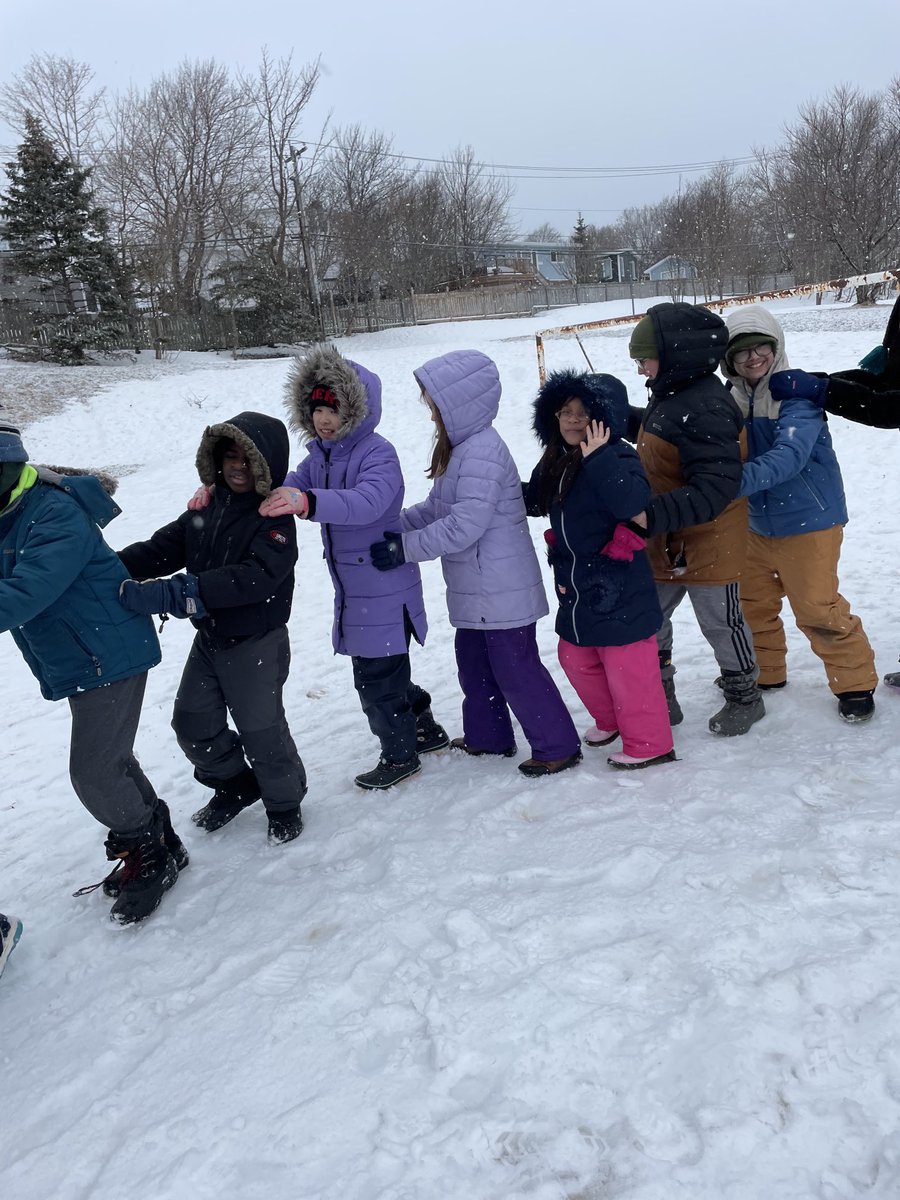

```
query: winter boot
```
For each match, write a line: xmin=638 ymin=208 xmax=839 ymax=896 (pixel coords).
xmin=355 ymin=756 xmax=421 ymax=791
xmin=662 ymin=676 xmax=683 ymax=726
xmin=416 ymin=708 xmax=450 ymax=754
xmin=883 ymin=671 xmax=900 ymax=689
xmin=450 ymin=737 xmax=517 ymax=757
xmin=708 ymin=669 xmax=765 ymax=736
xmin=0 ymin=913 xmax=23 ymax=980
xmin=518 ymin=750 xmax=583 ymax=777
xmin=105 ymin=828 xmax=178 ymax=925
xmin=267 ymin=807 xmax=304 ymax=844
xmin=192 ymin=765 xmax=261 ymax=831
xmin=103 ymin=799 xmax=189 ymax=898
xmin=837 ymin=689 xmax=875 ymax=723
xmin=608 ymin=749 xmax=677 ymax=771
xmin=584 ymin=723 xmax=619 ymax=748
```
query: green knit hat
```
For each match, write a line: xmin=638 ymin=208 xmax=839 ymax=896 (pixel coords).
xmin=725 ymin=331 xmax=776 ymax=369
xmin=629 ymin=314 xmax=658 ymax=360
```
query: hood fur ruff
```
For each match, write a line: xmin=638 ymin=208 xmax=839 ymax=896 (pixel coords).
xmin=195 ymin=422 xmax=273 ymax=496
xmin=36 ymin=464 xmax=119 ymax=496
xmin=285 ymin=344 xmax=369 ymax=442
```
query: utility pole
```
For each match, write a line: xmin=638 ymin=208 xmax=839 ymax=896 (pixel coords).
xmin=288 ymin=143 xmax=325 ymax=339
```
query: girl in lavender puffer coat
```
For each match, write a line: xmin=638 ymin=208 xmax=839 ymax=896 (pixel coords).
xmin=260 ymin=345 xmax=448 ymax=792
xmin=370 ymin=349 xmax=581 ymax=777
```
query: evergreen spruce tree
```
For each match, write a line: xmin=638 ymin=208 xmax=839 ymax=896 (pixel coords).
xmin=1 ymin=113 xmax=125 ymax=362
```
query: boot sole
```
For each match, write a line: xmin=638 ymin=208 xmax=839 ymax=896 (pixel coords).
xmin=354 ymin=764 xmax=422 ymax=791
xmin=608 ymin=749 xmax=677 ymax=771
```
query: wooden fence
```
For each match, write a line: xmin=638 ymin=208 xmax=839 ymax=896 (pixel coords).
xmin=0 ymin=273 xmax=796 ymax=354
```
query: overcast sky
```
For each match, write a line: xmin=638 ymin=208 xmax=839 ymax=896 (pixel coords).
xmin=4 ymin=0 xmax=900 ymax=237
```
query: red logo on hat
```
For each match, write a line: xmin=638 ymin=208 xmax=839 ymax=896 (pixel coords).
xmin=309 ymin=385 xmax=340 ymax=411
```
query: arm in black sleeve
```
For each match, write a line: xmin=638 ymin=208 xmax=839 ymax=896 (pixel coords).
xmin=522 ymin=462 xmax=545 ymax=517
xmin=625 ymin=404 xmax=646 ymax=443
xmin=644 ymin=393 xmax=743 ymax=537
xmin=824 ymin=370 xmax=900 ymax=429
xmin=118 ymin=513 xmax=189 ymax=579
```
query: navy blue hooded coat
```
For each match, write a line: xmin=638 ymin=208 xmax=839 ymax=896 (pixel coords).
xmin=524 ymin=371 xmax=662 ymax=647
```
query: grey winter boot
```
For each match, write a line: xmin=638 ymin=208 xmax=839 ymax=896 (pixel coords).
xmin=708 ymin=669 xmax=765 ymax=736
xmin=659 ymin=657 xmax=683 ymax=726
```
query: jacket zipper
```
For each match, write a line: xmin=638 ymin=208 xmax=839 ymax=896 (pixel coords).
xmin=321 ymin=447 xmax=346 ymax=642
xmin=557 ymin=476 xmax=580 ymax=642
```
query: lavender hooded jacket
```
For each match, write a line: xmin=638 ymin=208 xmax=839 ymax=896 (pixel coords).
xmin=400 ymin=349 xmax=548 ymax=630
xmin=283 ymin=346 xmax=427 ymax=657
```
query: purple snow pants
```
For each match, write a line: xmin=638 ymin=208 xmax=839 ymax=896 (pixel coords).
xmin=454 ymin=623 xmax=580 ymax=761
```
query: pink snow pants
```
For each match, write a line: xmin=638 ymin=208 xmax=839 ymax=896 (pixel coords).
xmin=558 ymin=635 xmax=673 ymax=759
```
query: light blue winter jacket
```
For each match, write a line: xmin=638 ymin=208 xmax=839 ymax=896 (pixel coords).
xmin=400 ymin=350 xmax=549 ymax=630
xmin=723 ymin=306 xmax=847 ymax=538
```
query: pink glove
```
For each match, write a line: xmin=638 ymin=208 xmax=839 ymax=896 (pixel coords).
xmin=187 ymin=484 xmax=212 ymax=511
xmin=543 ymin=528 xmax=558 ymax=548
xmin=601 ymin=523 xmax=646 ymax=562
xmin=259 ymin=486 xmax=309 ymax=518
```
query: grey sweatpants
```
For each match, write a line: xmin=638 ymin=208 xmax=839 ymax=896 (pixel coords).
xmin=68 ymin=672 xmax=159 ymax=838
xmin=656 ymin=581 xmax=757 ymax=679
xmin=171 ymin=626 xmax=306 ymax=814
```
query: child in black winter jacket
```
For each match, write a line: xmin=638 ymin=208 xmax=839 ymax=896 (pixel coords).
xmin=524 ymin=371 xmax=675 ymax=770
xmin=119 ymin=411 xmax=307 ymax=844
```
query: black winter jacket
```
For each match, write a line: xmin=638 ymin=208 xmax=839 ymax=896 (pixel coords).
xmin=525 ymin=371 xmax=661 ymax=647
xmin=119 ymin=411 xmax=298 ymax=641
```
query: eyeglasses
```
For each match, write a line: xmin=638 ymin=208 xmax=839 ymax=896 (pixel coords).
xmin=632 ymin=358 xmax=654 ymax=368
xmin=556 ymin=408 xmax=589 ymax=424
xmin=731 ymin=344 xmax=774 ymax=365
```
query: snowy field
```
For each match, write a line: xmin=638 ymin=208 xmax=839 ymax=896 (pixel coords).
xmin=3 ymin=297 xmax=900 ymax=1200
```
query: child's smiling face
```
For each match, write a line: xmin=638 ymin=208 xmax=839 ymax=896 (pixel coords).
xmin=312 ymin=406 xmax=341 ymax=440
xmin=220 ymin=440 xmax=255 ymax=493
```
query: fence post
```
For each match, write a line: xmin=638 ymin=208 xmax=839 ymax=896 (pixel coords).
xmin=409 ymin=287 xmax=418 ymax=325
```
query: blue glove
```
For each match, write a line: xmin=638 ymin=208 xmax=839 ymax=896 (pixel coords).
xmin=119 ymin=573 xmax=207 ymax=618
xmin=770 ymin=369 xmax=829 ymax=405
xmin=370 ymin=532 xmax=405 ymax=572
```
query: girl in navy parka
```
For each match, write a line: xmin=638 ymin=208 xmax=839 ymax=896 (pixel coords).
xmin=524 ymin=371 xmax=675 ymax=770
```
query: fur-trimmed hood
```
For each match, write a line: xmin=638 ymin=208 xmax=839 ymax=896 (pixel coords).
xmin=195 ymin=411 xmax=289 ymax=497
xmin=37 ymin=464 xmax=119 ymax=496
xmin=285 ymin=344 xmax=381 ymax=449
xmin=533 ymin=370 xmax=629 ymax=446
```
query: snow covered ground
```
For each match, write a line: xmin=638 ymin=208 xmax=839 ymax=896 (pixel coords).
xmin=3 ymin=297 xmax=900 ymax=1200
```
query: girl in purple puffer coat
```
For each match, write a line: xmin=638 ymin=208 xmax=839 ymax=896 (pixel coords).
xmin=260 ymin=345 xmax=447 ymax=792
xmin=370 ymin=349 xmax=581 ymax=778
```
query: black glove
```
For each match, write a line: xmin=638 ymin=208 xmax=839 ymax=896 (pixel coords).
xmin=119 ymin=573 xmax=207 ymax=618
xmin=770 ymin=369 xmax=829 ymax=405
xmin=370 ymin=532 xmax=405 ymax=572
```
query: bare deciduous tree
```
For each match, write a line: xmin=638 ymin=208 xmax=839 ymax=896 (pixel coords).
xmin=752 ymin=81 xmax=900 ymax=302
xmin=0 ymin=53 xmax=106 ymax=164
xmin=103 ymin=60 xmax=259 ymax=311
xmin=437 ymin=144 xmax=514 ymax=281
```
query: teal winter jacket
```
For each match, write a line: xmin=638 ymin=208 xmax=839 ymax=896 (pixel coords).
xmin=0 ymin=469 xmax=161 ymax=701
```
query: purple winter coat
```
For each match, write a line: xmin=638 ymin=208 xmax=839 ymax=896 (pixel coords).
xmin=283 ymin=345 xmax=427 ymax=657
xmin=400 ymin=349 xmax=548 ymax=631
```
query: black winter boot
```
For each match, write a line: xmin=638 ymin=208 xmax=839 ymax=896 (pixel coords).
xmin=192 ymin=765 xmax=261 ymax=831
xmin=837 ymin=689 xmax=875 ymax=723
xmin=660 ymin=664 xmax=683 ymax=726
xmin=267 ymin=808 xmax=304 ymax=844
xmin=355 ymin=756 xmax=421 ymax=791
xmin=103 ymin=799 xmax=189 ymax=898
xmin=105 ymin=828 xmax=178 ymax=925
xmin=416 ymin=708 xmax=450 ymax=754
xmin=708 ymin=670 xmax=765 ymax=736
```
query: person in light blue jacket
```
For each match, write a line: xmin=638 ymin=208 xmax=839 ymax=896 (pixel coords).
xmin=722 ymin=307 xmax=877 ymax=722
xmin=370 ymin=349 xmax=581 ymax=777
